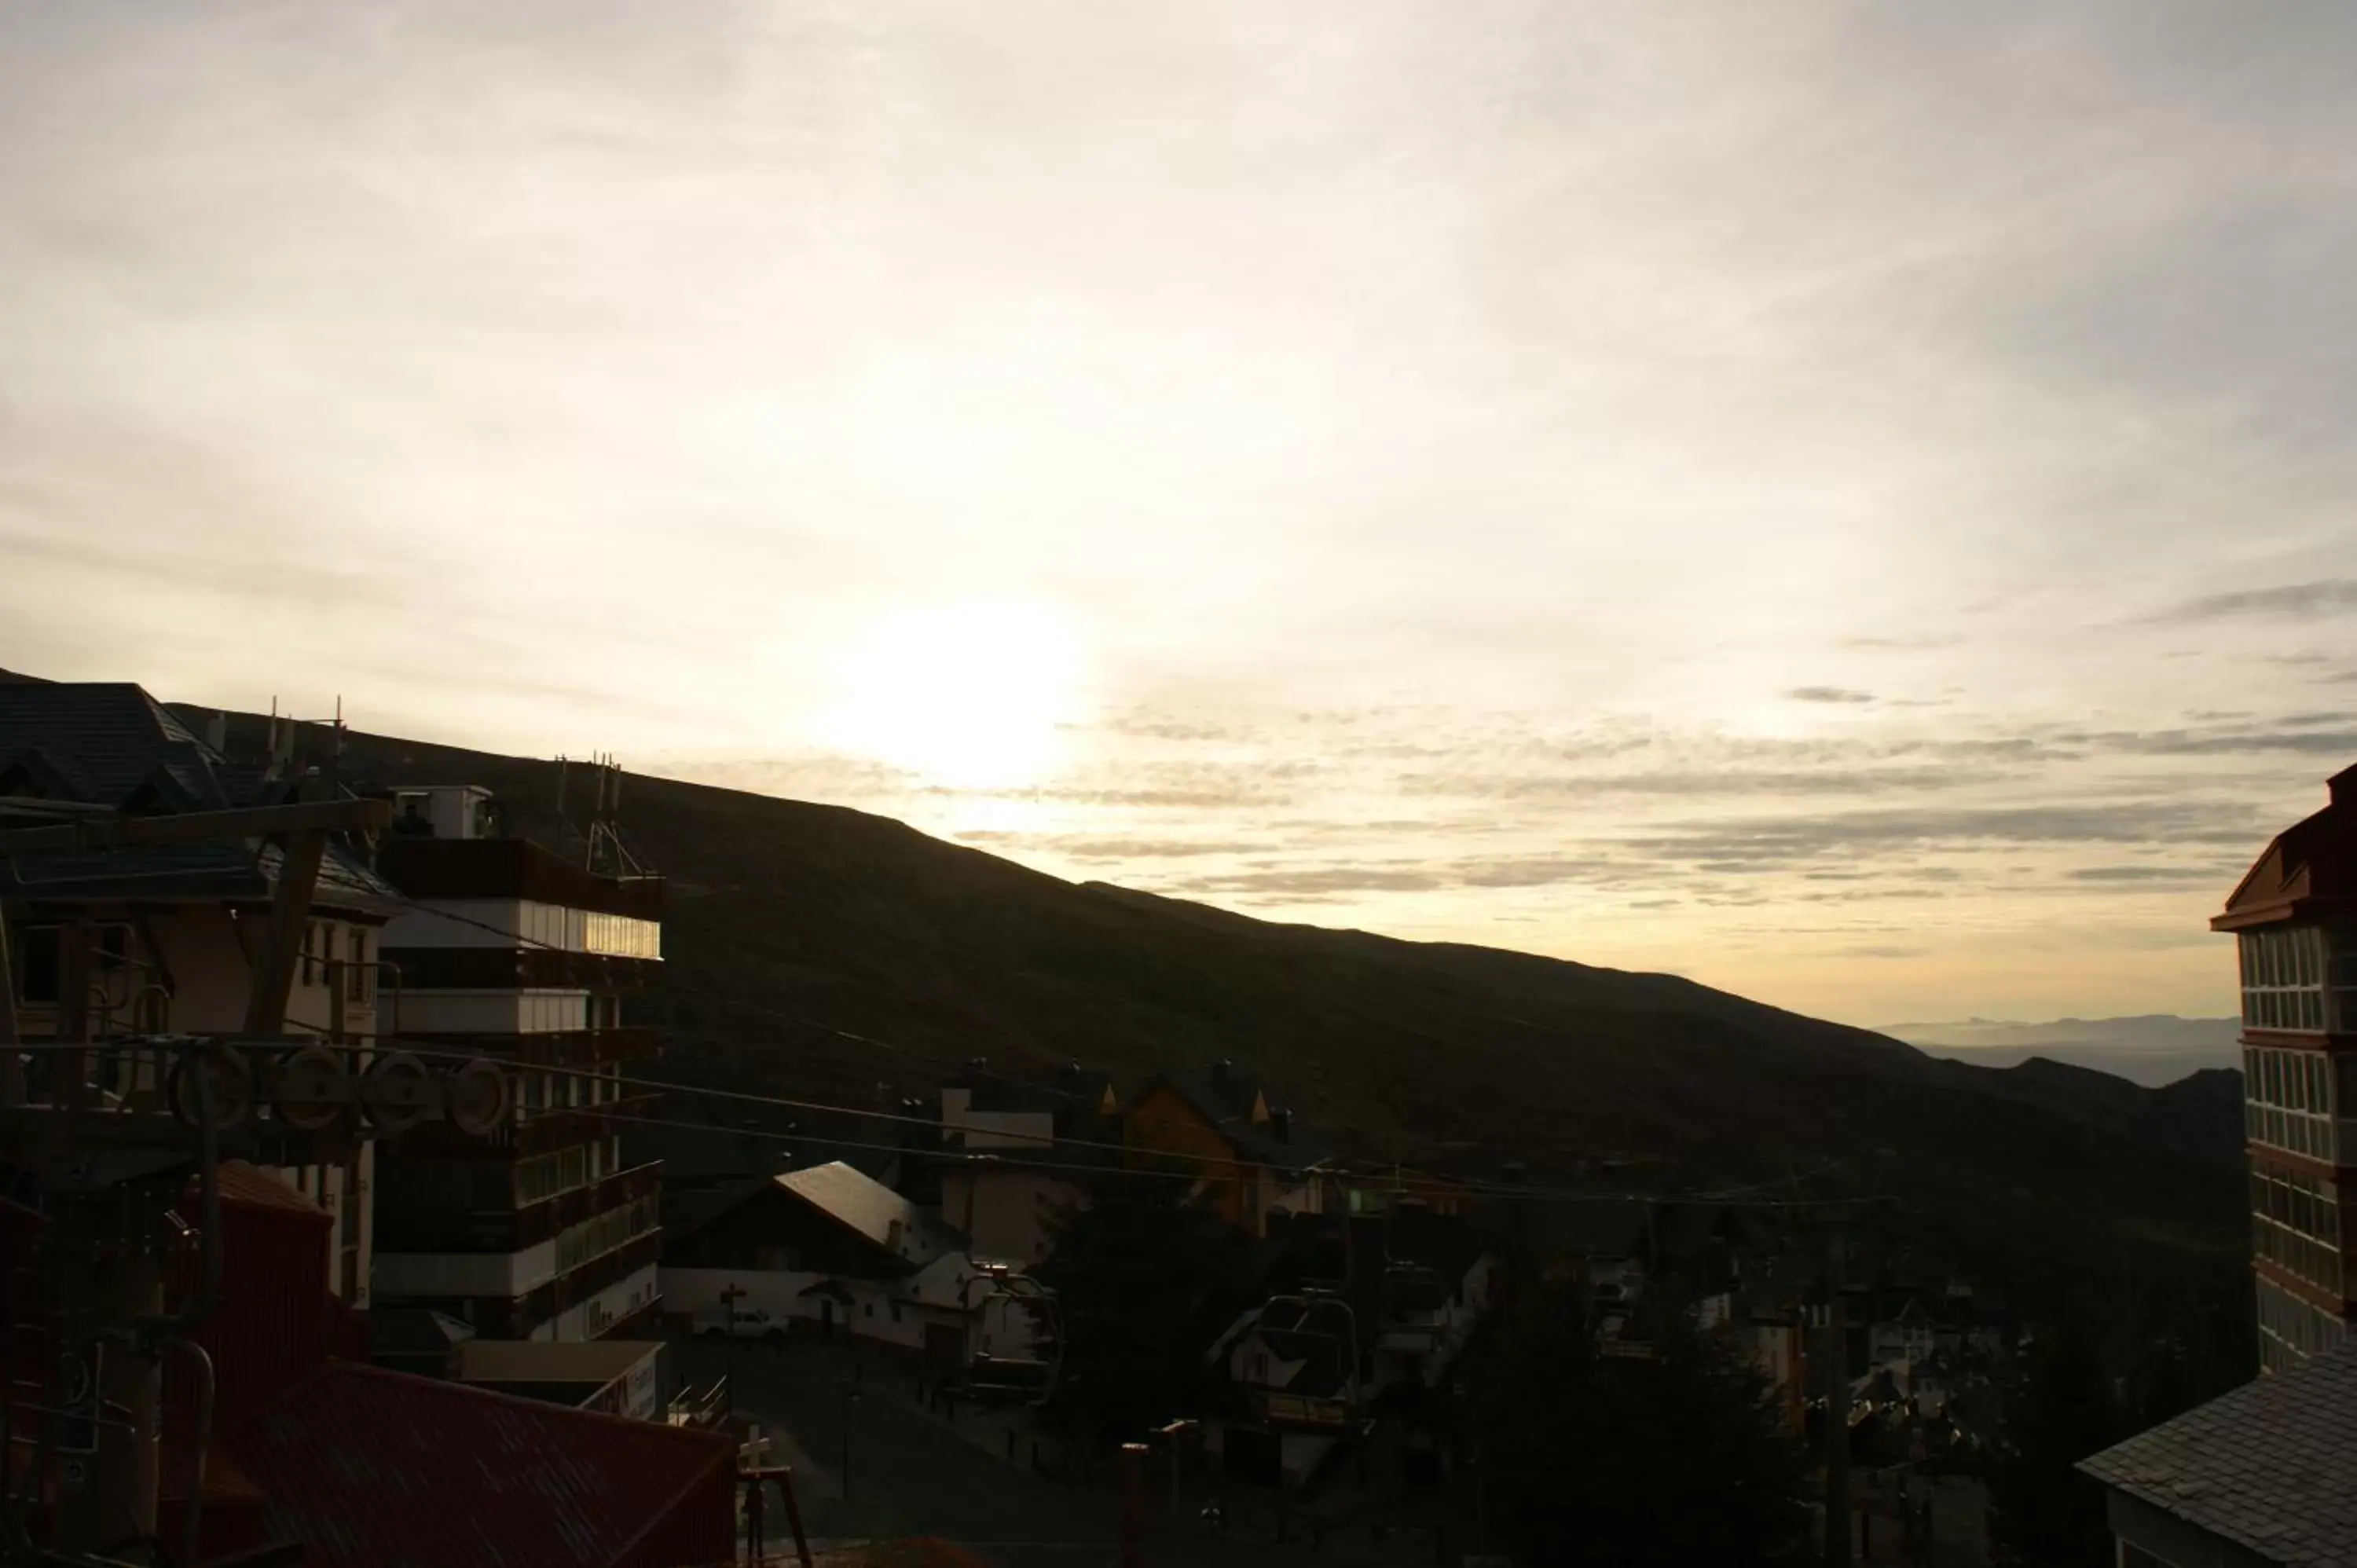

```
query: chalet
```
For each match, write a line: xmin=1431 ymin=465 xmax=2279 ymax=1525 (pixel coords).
xmin=0 ymin=683 xmax=398 ymax=1303
xmin=661 ymin=1160 xmax=1031 ymax=1372
xmin=1128 ymin=1061 xmax=1335 ymax=1237
xmin=1208 ymin=1203 xmax=1500 ymax=1491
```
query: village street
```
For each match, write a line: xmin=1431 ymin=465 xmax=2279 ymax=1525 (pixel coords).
xmin=678 ymin=1340 xmax=1489 ymax=1568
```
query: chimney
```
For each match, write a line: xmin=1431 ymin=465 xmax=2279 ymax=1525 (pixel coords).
xmin=962 ymin=1056 xmax=989 ymax=1087
xmin=1211 ymin=1058 xmax=1232 ymax=1086
xmin=2331 ymin=764 xmax=2357 ymax=807
xmin=1061 ymin=1060 xmax=1082 ymax=1087
xmin=1271 ymin=1108 xmax=1292 ymax=1143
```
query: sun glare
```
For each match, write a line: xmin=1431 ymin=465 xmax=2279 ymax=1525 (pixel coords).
xmin=819 ymin=601 xmax=1086 ymax=790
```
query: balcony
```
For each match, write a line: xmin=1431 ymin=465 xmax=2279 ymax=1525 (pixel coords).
xmin=373 ymin=1160 xmax=662 ymax=1254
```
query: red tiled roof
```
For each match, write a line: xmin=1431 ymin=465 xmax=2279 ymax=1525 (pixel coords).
xmin=211 ymin=1161 xmax=332 ymax=1221
xmin=226 ymin=1362 xmax=734 ymax=1568
xmin=2215 ymin=765 xmax=2357 ymax=930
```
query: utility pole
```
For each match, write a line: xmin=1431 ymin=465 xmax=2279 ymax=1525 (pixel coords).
xmin=1824 ymin=1223 xmax=1850 ymax=1568
xmin=1157 ymin=1419 xmax=1198 ymax=1567
xmin=719 ymin=1283 xmax=747 ymax=1416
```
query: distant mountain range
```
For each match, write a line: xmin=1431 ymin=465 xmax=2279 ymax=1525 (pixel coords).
xmin=1884 ymin=1016 xmax=2241 ymax=1087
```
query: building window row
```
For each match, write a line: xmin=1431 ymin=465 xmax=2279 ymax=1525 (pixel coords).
xmin=2251 ymin=1163 xmax=2343 ymax=1296
xmin=582 ymin=911 xmax=661 ymax=961
xmin=513 ymin=1137 xmax=630 ymax=1207
xmin=553 ymin=1195 xmax=661 ymax=1275
xmin=2244 ymin=1046 xmax=2354 ymax=1162
xmin=2238 ymin=925 xmax=2357 ymax=1032
xmin=2255 ymin=1273 xmax=2348 ymax=1373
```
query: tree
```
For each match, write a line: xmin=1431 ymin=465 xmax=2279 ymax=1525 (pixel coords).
xmin=1033 ymin=1166 xmax=1255 ymax=1442
xmin=1988 ymin=1324 xmax=2127 ymax=1568
xmin=1462 ymin=1277 xmax=1809 ymax=1566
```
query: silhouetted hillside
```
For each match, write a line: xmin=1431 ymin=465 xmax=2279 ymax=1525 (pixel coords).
xmin=196 ymin=710 xmax=2250 ymax=1365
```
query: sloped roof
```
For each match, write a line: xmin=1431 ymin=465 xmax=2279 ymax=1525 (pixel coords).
xmin=777 ymin=1161 xmax=962 ymax=1262
xmin=2214 ymin=764 xmax=2357 ymax=931
xmin=214 ymin=1160 xmax=333 ymax=1220
xmin=1141 ymin=1065 xmax=1332 ymax=1171
xmin=0 ymin=683 xmax=234 ymax=810
xmin=228 ymin=1361 xmax=733 ymax=1568
xmin=2078 ymin=1339 xmax=2357 ymax=1568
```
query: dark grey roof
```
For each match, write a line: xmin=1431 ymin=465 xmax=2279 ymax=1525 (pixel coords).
xmin=1146 ymin=1064 xmax=1333 ymax=1171
xmin=0 ymin=682 xmax=397 ymax=913
xmin=0 ymin=683 xmax=239 ymax=811
xmin=2078 ymin=1340 xmax=2357 ymax=1568
xmin=0 ymin=837 xmax=400 ymax=914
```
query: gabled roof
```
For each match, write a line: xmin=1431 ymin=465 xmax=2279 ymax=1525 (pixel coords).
xmin=1138 ymin=1064 xmax=1332 ymax=1171
xmin=777 ymin=1161 xmax=962 ymax=1263
xmin=2213 ymin=764 xmax=2357 ymax=931
xmin=2079 ymin=1340 xmax=2357 ymax=1568
xmin=225 ymin=1361 xmax=733 ymax=1568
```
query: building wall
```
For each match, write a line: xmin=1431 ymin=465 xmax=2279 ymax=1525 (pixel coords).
xmin=394 ymin=987 xmax=591 ymax=1035
xmin=534 ymin=1262 xmax=662 ymax=1343
xmin=940 ymin=1166 xmax=1083 ymax=1264
xmin=1127 ymin=1086 xmax=1258 ymax=1233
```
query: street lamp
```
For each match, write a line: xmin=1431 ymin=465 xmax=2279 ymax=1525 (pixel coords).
xmin=841 ymin=1389 xmax=861 ymax=1501
xmin=1156 ymin=1420 xmax=1198 ymax=1568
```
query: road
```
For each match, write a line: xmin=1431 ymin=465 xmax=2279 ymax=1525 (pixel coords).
xmin=679 ymin=1340 xmax=1125 ymax=1568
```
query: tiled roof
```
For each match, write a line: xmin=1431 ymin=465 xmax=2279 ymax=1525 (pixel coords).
xmin=2077 ymin=1341 xmax=2357 ymax=1568
xmin=2215 ymin=764 xmax=2357 ymax=929
xmin=214 ymin=1161 xmax=332 ymax=1220
xmin=228 ymin=1361 xmax=734 ymax=1568
xmin=0 ymin=683 xmax=236 ymax=810
xmin=0 ymin=831 xmax=400 ymax=913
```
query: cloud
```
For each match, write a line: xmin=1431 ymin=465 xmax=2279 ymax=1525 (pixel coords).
xmin=2146 ymin=580 xmax=2357 ymax=623
xmin=1634 ymin=800 xmax=2268 ymax=870
xmin=1784 ymin=687 xmax=1877 ymax=704
xmin=1832 ymin=944 xmax=1930 ymax=959
xmin=2065 ymin=865 xmax=2230 ymax=885
xmin=1165 ymin=866 xmax=1446 ymax=896
xmin=1838 ymin=636 xmax=1959 ymax=650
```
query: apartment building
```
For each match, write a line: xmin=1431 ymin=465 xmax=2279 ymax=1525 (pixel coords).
xmin=368 ymin=785 xmax=667 ymax=1341
xmin=2212 ymin=762 xmax=2357 ymax=1372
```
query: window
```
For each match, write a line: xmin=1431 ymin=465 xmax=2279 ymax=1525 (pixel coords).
xmin=2240 ymin=925 xmax=2353 ymax=1033
xmin=345 ymin=929 xmax=371 ymax=1003
xmin=13 ymin=926 xmax=60 ymax=1004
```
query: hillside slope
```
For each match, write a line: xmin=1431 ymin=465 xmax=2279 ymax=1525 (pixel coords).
xmin=214 ymin=713 xmax=2247 ymax=1346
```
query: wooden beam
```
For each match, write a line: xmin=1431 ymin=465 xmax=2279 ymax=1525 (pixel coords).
xmin=0 ymin=900 xmax=19 ymax=1106
xmin=244 ymin=830 xmax=327 ymax=1038
xmin=0 ymin=797 xmax=390 ymax=855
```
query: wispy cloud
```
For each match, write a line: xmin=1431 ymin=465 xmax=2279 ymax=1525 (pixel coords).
xmin=1785 ymin=687 xmax=1877 ymax=705
xmin=2146 ymin=580 xmax=2357 ymax=623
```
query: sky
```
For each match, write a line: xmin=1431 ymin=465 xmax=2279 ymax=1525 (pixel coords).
xmin=5 ymin=1 xmax=2355 ymax=1028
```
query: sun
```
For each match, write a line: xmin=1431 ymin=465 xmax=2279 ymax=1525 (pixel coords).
xmin=819 ymin=601 xmax=1086 ymax=790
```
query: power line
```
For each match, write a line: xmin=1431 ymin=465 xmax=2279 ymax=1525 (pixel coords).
xmin=358 ymin=888 xmax=1798 ymax=1202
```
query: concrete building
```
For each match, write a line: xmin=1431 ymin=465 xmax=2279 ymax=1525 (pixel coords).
xmin=369 ymin=785 xmax=667 ymax=1340
xmin=2212 ymin=764 xmax=2357 ymax=1372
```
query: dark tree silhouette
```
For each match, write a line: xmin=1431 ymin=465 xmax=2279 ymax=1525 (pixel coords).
xmin=1034 ymin=1166 xmax=1256 ymax=1442
xmin=1989 ymin=1324 xmax=2128 ymax=1568
xmin=1463 ymin=1278 xmax=1809 ymax=1566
